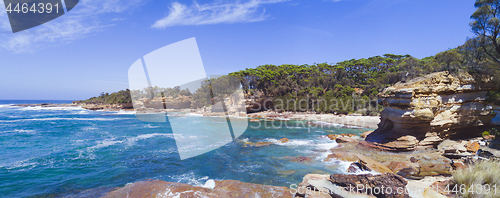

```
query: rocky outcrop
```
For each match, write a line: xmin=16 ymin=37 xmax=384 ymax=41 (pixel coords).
xmin=366 ymin=71 xmax=496 ymax=151
xmin=103 ymin=179 xmax=294 ymax=198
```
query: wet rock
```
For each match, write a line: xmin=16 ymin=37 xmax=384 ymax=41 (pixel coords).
xmin=279 ymin=137 xmax=290 ymax=143
xmin=292 ymin=157 xmax=313 ymax=163
xmin=254 ymin=142 xmax=272 ymax=147
xmin=329 ymin=173 xmax=410 ymax=198
xmin=327 ymin=134 xmax=340 ymax=140
xmin=104 ymin=179 xmax=294 ymax=198
xmin=243 ymin=142 xmax=255 ymax=147
xmin=341 ymin=134 xmax=356 ymax=138
xmin=278 ymin=170 xmax=296 ymax=176
xmin=347 ymin=163 xmax=361 ymax=173
xmin=324 ymin=151 xmax=358 ymax=162
xmin=336 ymin=137 xmax=358 ymax=143
xmin=410 ymin=157 xmax=418 ymax=163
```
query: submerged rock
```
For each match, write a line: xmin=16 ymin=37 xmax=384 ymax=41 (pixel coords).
xmin=366 ymin=71 xmax=496 ymax=152
xmin=279 ymin=137 xmax=290 ymax=143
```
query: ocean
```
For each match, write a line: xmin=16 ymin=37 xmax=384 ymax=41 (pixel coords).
xmin=0 ymin=100 xmax=371 ymax=197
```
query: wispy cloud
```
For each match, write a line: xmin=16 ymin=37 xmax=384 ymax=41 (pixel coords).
xmin=152 ymin=0 xmax=289 ymax=29
xmin=0 ymin=0 xmax=144 ymax=53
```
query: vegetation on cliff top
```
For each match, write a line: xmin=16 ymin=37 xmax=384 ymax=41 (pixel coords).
xmin=78 ymin=0 xmax=500 ymax=112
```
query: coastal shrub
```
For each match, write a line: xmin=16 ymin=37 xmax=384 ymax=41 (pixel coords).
xmin=483 ymin=131 xmax=491 ymax=138
xmin=451 ymin=160 xmax=500 ymax=198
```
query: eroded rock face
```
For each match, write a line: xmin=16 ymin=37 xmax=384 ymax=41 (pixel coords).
xmin=367 ymin=71 xmax=496 ymax=151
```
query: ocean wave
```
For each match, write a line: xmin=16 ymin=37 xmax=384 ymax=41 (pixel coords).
xmin=168 ymin=172 xmax=210 ymax=187
xmin=144 ymin=124 xmax=160 ymax=128
xmin=19 ymin=106 xmax=85 ymax=111
xmin=264 ymin=138 xmax=313 ymax=146
xmin=113 ymin=110 xmax=136 ymax=115
xmin=0 ymin=117 xmax=130 ymax=123
xmin=0 ymin=104 xmax=15 ymax=108
xmin=88 ymin=139 xmax=124 ymax=150
xmin=2 ymin=158 xmax=38 ymax=170
xmin=125 ymin=133 xmax=173 ymax=146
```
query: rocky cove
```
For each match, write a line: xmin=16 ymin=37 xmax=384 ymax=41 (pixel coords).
xmin=14 ymin=72 xmax=500 ymax=198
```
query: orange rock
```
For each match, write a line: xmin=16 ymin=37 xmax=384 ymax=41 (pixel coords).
xmin=104 ymin=179 xmax=295 ymax=198
xmin=357 ymin=154 xmax=393 ymax=174
xmin=465 ymin=141 xmax=480 ymax=153
xmin=326 ymin=134 xmax=339 ymax=140
xmin=279 ymin=138 xmax=290 ymax=143
xmin=254 ymin=142 xmax=272 ymax=147
xmin=335 ymin=137 xmax=357 ymax=143
xmin=249 ymin=119 xmax=260 ymax=122
xmin=324 ymin=151 xmax=358 ymax=162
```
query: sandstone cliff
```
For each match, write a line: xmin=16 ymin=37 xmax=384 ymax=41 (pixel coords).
xmin=366 ymin=71 xmax=497 ymax=151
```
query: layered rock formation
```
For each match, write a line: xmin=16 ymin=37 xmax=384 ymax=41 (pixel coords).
xmin=366 ymin=71 xmax=496 ymax=151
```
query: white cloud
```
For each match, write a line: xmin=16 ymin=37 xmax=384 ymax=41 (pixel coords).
xmin=0 ymin=0 xmax=144 ymax=53
xmin=152 ymin=0 xmax=289 ymax=29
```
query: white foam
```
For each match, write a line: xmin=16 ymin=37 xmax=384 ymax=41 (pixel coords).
xmin=202 ymin=179 xmax=215 ymax=189
xmin=19 ymin=106 xmax=84 ymax=111
xmin=265 ymin=138 xmax=313 ymax=146
xmin=3 ymin=158 xmax=38 ymax=170
xmin=0 ymin=117 xmax=130 ymax=122
xmin=0 ymin=104 xmax=14 ymax=108
xmin=125 ymin=133 xmax=173 ymax=146
xmin=144 ymin=124 xmax=160 ymax=128
xmin=88 ymin=139 xmax=123 ymax=150
xmin=114 ymin=110 xmax=136 ymax=115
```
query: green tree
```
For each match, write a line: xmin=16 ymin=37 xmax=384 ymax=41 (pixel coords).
xmin=470 ymin=0 xmax=500 ymax=63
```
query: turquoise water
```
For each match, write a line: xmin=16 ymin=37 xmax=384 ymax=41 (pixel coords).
xmin=0 ymin=100 xmax=369 ymax=197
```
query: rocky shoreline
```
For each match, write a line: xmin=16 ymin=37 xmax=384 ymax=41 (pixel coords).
xmin=12 ymin=72 xmax=500 ymax=198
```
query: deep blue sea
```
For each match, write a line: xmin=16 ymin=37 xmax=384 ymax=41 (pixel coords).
xmin=0 ymin=100 xmax=371 ymax=198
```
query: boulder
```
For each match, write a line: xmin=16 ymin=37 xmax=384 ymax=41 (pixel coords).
xmin=356 ymin=154 xmax=393 ymax=174
xmin=347 ymin=163 xmax=361 ymax=173
xmin=386 ymin=161 xmax=420 ymax=179
xmin=324 ymin=151 xmax=358 ymax=162
xmin=326 ymin=134 xmax=339 ymax=140
xmin=465 ymin=141 xmax=480 ymax=153
xmin=279 ymin=138 xmax=290 ymax=143
xmin=418 ymin=162 xmax=452 ymax=177
xmin=336 ymin=137 xmax=358 ymax=143
xmin=295 ymin=174 xmax=375 ymax=198
xmin=329 ymin=173 xmax=410 ymax=198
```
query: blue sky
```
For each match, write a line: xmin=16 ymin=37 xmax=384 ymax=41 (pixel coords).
xmin=0 ymin=0 xmax=476 ymax=100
